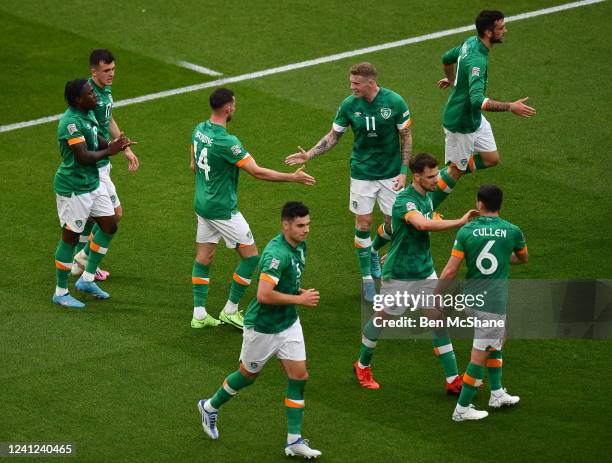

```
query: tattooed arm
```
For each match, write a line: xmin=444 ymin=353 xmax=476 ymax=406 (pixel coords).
xmin=394 ymin=125 xmax=412 ymax=190
xmin=285 ymin=128 xmax=344 ymax=165
xmin=482 ymin=97 xmax=537 ymax=117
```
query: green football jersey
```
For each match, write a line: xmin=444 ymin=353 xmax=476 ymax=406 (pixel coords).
xmin=54 ymin=108 xmax=101 ymax=197
xmin=333 ymin=87 xmax=410 ymax=181
xmin=442 ymin=36 xmax=489 ymax=133
xmin=88 ymin=77 xmax=113 ymax=168
xmin=243 ymin=233 xmax=306 ymax=334
xmin=192 ymin=120 xmax=252 ymax=220
xmin=382 ymin=183 xmax=448 ymax=280
xmin=452 ymin=216 xmax=527 ymax=314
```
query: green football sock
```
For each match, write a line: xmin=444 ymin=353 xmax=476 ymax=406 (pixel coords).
xmin=84 ymin=229 xmax=114 ymax=276
xmin=55 ymin=239 xmax=75 ymax=289
xmin=372 ymin=223 xmax=392 ymax=252
xmin=458 ymin=363 xmax=485 ymax=407
xmin=192 ymin=261 xmax=210 ymax=308
xmin=487 ymin=350 xmax=504 ymax=390
xmin=209 ymin=370 xmax=255 ymax=409
xmin=354 ymin=228 xmax=372 ymax=277
xmin=229 ymin=255 xmax=260 ymax=304
xmin=463 ymin=153 xmax=489 ymax=175
xmin=432 ymin=331 xmax=458 ymax=378
xmin=358 ymin=317 xmax=383 ymax=366
xmin=75 ymin=221 xmax=95 ymax=254
xmin=83 ymin=223 xmax=101 ymax=256
xmin=430 ymin=166 xmax=457 ymax=207
xmin=285 ymin=379 xmax=306 ymax=435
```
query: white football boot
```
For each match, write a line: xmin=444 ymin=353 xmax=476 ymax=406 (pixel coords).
xmin=284 ymin=438 xmax=322 ymax=459
xmin=452 ymin=404 xmax=489 ymax=422
xmin=489 ymin=388 xmax=520 ymax=408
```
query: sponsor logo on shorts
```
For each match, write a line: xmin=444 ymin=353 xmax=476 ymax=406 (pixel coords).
xmin=67 ymin=123 xmax=77 ymax=135
xmin=352 ymin=200 xmax=359 ymax=210
xmin=380 ymin=108 xmax=392 ymax=119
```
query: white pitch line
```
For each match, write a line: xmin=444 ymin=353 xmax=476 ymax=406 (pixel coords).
xmin=177 ymin=61 xmax=223 ymax=76
xmin=0 ymin=0 xmax=604 ymax=134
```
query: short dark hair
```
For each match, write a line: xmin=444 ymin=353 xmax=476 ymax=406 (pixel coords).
xmin=64 ymin=79 xmax=89 ymax=108
xmin=89 ymin=49 xmax=115 ymax=67
xmin=477 ymin=184 xmax=503 ymax=212
xmin=475 ymin=10 xmax=504 ymax=37
xmin=350 ymin=62 xmax=378 ymax=80
xmin=409 ymin=152 xmax=438 ymax=174
xmin=281 ymin=201 xmax=310 ymax=221
xmin=209 ymin=88 xmax=234 ymax=110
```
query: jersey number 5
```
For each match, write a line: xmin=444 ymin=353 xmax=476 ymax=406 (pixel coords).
xmin=476 ymin=240 xmax=498 ymax=275
xmin=194 ymin=142 xmax=211 ymax=180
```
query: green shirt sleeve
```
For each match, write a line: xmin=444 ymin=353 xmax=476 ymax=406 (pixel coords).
xmin=451 ymin=228 xmax=467 ymax=259
xmin=58 ymin=116 xmax=85 ymax=142
xmin=220 ymin=135 xmax=251 ymax=165
xmin=467 ymin=56 xmax=488 ymax=109
xmin=259 ymin=249 xmax=285 ymax=287
xmin=332 ymin=98 xmax=350 ymax=130
xmin=442 ymin=45 xmax=462 ymax=65
xmin=394 ymin=94 xmax=411 ymax=129
xmin=513 ymin=226 xmax=528 ymax=254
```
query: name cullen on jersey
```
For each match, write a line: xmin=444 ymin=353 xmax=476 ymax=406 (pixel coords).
xmin=472 ymin=228 xmax=507 ymax=238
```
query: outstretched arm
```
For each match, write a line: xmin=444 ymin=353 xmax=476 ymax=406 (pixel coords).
xmin=285 ymin=128 xmax=344 ymax=166
xmin=241 ymin=157 xmax=316 ymax=185
xmin=406 ymin=209 xmax=479 ymax=232
xmin=482 ymin=97 xmax=536 ymax=117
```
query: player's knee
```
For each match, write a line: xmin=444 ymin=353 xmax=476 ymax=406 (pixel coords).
xmin=62 ymin=229 xmax=79 ymax=246
xmin=99 ymin=222 xmax=118 ymax=235
xmin=355 ymin=218 xmax=373 ymax=231
xmin=290 ymin=370 xmax=309 ymax=381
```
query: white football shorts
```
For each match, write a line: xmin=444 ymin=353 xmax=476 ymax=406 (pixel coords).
xmin=98 ymin=163 xmax=120 ymax=208
xmin=56 ymin=185 xmax=115 ymax=233
xmin=196 ymin=211 xmax=255 ymax=248
xmin=239 ymin=319 xmax=306 ymax=373
xmin=349 ymin=177 xmax=398 ymax=216
xmin=444 ymin=116 xmax=497 ymax=171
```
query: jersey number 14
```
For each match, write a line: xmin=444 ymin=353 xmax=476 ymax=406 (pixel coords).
xmin=194 ymin=142 xmax=211 ymax=180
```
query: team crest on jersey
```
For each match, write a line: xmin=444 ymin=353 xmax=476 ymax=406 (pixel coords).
xmin=380 ymin=108 xmax=392 ymax=119
xmin=472 ymin=67 xmax=480 ymax=76
xmin=270 ymin=258 xmax=280 ymax=269
xmin=67 ymin=123 xmax=77 ymax=135
xmin=406 ymin=201 xmax=417 ymax=211
xmin=230 ymin=144 xmax=242 ymax=156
